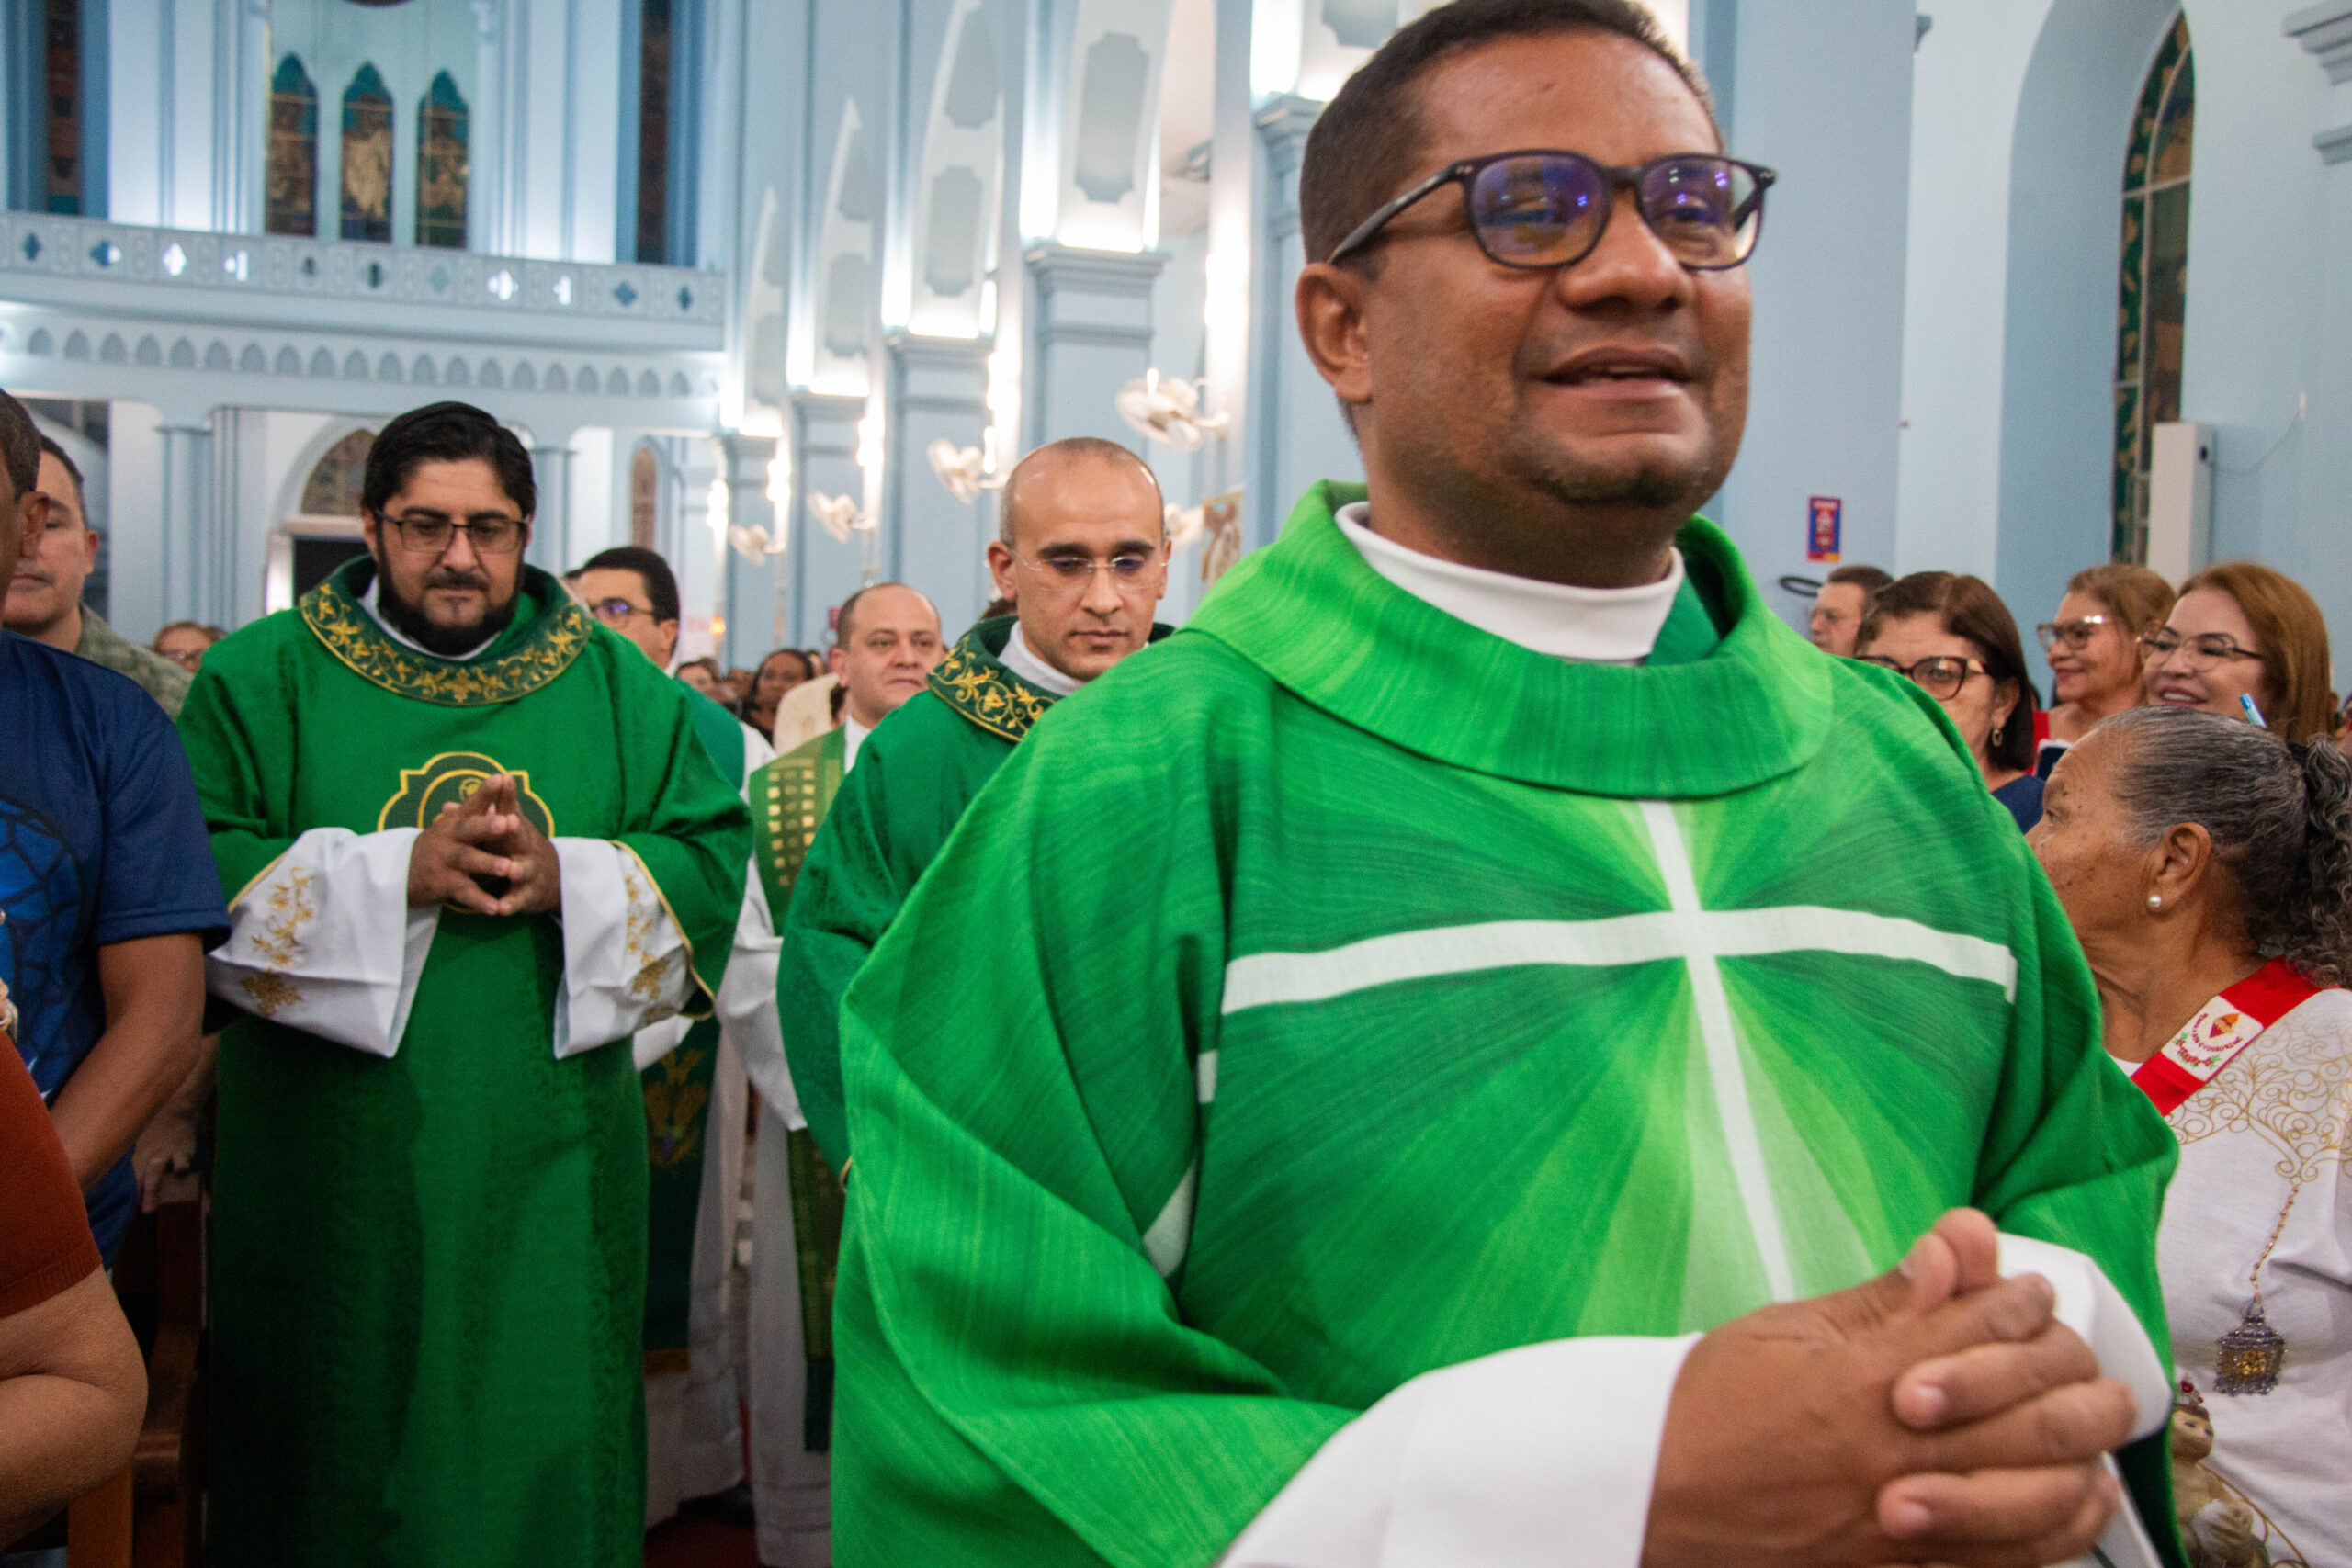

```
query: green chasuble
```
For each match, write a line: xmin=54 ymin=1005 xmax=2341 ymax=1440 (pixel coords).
xmin=775 ymin=613 xmax=1152 ymax=1170
xmin=179 ymin=558 xmax=750 ymax=1568
xmin=642 ymin=684 xmax=750 ymax=1370
xmin=829 ymin=482 xmax=2183 ymax=1567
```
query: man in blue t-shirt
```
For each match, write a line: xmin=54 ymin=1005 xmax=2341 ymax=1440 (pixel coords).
xmin=0 ymin=388 xmax=225 ymax=1261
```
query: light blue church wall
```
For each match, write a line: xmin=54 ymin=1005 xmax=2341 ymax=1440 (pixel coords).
xmin=1706 ymin=0 xmax=1915 ymax=628
xmin=1991 ymin=0 xmax=2176 ymax=679
xmin=1923 ymin=0 xmax=2352 ymax=695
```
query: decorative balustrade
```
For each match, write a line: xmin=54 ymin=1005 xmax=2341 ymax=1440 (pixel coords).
xmin=0 ymin=216 xmax=728 ymax=429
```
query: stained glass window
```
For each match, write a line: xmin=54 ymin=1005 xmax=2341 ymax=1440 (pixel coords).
xmin=266 ymin=55 xmax=320 ymax=237
xmin=636 ymin=0 xmax=673 ymax=264
xmin=41 ymin=0 xmax=81 ymax=213
xmin=630 ymin=447 xmax=660 ymax=549
xmin=2113 ymin=14 xmax=2191 ymax=565
xmin=300 ymin=431 xmax=375 ymax=516
xmin=416 ymin=71 xmax=469 ymax=248
xmin=340 ymin=63 xmax=394 ymax=244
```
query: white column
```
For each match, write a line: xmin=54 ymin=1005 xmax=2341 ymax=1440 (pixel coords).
xmin=210 ymin=0 xmax=269 ymax=232
xmin=719 ymin=432 xmax=780 ymax=668
xmin=157 ymin=420 xmax=217 ymax=624
xmin=527 ymin=437 xmax=574 ymax=572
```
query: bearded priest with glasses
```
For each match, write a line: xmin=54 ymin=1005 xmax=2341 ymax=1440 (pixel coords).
xmin=176 ymin=400 xmax=750 ymax=1567
xmin=827 ymin=5 xmax=2186 ymax=1568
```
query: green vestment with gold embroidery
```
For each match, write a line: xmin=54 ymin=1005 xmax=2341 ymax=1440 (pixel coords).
xmin=772 ymin=614 xmax=1166 ymax=1171
xmin=178 ymin=558 xmax=749 ymax=1568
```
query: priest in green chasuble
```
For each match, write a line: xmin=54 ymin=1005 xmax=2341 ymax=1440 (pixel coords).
xmin=776 ymin=434 xmax=1174 ymax=1172
xmin=739 ymin=580 xmax=943 ymax=1568
xmin=179 ymin=403 xmax=750 ymax=1567
xmin=831 ymin=6 xmax=2185 ymax=1568
xmin=569 ymin=544 xmax=779 ymax=1529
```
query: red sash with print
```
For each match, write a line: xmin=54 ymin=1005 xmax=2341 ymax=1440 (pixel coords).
xmin=2129 ymin=959 xmax=2320 ymax=1116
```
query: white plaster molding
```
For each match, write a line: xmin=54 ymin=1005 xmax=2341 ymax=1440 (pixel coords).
xmin=2288 ymin=0 xmax=2352 ymax=83
xmin=2286 ymin=2 xmax=2352 ymax=160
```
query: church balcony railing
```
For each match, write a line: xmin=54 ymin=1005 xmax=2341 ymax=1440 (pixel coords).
xmin=0 ymin=215 xmax=728 ymax=433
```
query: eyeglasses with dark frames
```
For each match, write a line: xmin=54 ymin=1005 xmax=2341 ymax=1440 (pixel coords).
xmin=380 ymin=513 xmax=527 ymax=556
xmin=2139 ymin=628 xmax=2264 ymax=671
xmin=1855 ymin=653 xmax=1988 ymax=703
xmin=1326 ymin=150 xmax=1777 ymax=272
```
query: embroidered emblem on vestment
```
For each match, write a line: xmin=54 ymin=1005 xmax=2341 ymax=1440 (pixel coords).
xmin=930 ymin=637 xmax=1052 ymax=742
xmin=378 ymin=752 xmax=556 ymax=836
xmin=643 ymin=1046 xmax=708 ymax=1168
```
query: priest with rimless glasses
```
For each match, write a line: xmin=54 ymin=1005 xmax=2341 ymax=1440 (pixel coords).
xmin=828 ymin=4 xmax=2188 ymax=1567
xmin=177 ymin=401 xmax=750 ymax=1566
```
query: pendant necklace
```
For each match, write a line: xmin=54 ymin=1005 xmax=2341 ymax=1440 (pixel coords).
xmin=2125 ymin=957 xmax=2319 ymax=1395
xmin=2213 ymin=1188 xmax=2298 ymax=1396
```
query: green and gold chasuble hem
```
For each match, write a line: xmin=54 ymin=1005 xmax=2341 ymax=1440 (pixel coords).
xmin=300 ymin=557 xmax=595 ymax=706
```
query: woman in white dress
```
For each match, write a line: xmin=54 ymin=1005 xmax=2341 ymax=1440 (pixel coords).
xmin=2031 ymin=705 xmax=2351 ymax=1567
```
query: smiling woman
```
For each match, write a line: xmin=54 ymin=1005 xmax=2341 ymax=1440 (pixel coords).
xmin=2142 ymin=561 xmax=2334 ymax=744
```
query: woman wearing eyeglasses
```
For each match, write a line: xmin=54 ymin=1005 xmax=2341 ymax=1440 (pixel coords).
xmin=2033 ymin=563 xmax=2173 ymax=780
xmin=1855 ymin=571 xmax=2043 ymax=830
xmin=2144 ymin=562 xmax=2335 ymax=744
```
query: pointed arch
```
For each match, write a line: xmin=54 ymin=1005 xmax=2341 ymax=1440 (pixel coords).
xmin=416 ymin=71 xmax=469 ymax=248
xmin=266 ymin=54 xmax=320 ymax=236
xmin=340 ymin=62 xmax=394 ymax=243
xmin=2111 ymin=12 xmax=2192 ymax=563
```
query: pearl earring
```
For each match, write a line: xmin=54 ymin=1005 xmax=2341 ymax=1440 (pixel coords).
xmin=2148 ymin=896 xmax=2163 ymax=909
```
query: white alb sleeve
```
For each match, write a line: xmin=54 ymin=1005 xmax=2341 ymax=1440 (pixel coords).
xmin=205 ymin=826 xmax=438 ymax=1057
xmin=550 ymin=838 xmax=695 ymax=1059
xmin=1219 ymin=1334 xmax=1699 ymax=1568
xmin=719 ymin=864 xmax=802 ymax=1128
xmin=1220 ymin=1235 xmax=2173 ymax=1568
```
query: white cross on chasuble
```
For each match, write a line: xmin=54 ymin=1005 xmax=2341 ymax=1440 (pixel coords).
xmin=1179 ymin=799 xmax=2020 ymax=1300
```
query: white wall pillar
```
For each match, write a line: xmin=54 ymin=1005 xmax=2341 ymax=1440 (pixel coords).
xmin=526 ymin=436 xmax=573 ymax=571
xmin=1023 ymin=243 xmax=1165 ymax=448
xmin=885 ymin=333 xmax=989 ymax=630
xmin=718 ymin=432 xmax=779 ymax=666
xmin=157 ymin=418 xmax=216 ymax=623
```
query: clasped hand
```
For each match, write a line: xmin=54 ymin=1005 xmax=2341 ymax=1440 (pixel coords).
xmin=1645 ymin=1209 xmax=2139 ymax=1568
xmin=404 ymin=774 xmax=561 ymax=917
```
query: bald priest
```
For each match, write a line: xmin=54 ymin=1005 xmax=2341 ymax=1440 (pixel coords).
xmin=775 ymin=434 xmax=1172 ymax=1173
xmin=824 ymin=6 xmax=2183 ymax=1568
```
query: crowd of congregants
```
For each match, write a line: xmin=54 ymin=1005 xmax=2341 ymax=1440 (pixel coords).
xmin=3 ymin=4 xmax=2348 ymax=1567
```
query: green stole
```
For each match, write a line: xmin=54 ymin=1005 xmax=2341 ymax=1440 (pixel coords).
xmin=641 ymin=689 xmax=747 ymax=1371
xmin=752 ymin=724 xmax=850 ymax=1448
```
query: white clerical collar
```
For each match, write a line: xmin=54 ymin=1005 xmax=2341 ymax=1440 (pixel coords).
xmin=843 ymin=715 xmax=872 ymax=770
xmin=1332 ymin=502 xmax=1683 ymax=665
xmin=359 ymin=577 xmax=503 ymax=663
xmin=1000 ymin=623 xmax=1086 ymax=697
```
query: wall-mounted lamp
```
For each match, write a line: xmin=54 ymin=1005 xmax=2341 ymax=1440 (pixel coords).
xmin=1117 ymin=369 xmax=1229 ymax=452
xmin=928 ymin=440 xmax=1005 ymax=505
xmin=807 ymin=491 xmax=873 ymax=545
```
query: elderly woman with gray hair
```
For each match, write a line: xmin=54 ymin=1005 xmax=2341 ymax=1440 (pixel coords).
xmin=2030 ymin=705 xmax=2352 ymax=1566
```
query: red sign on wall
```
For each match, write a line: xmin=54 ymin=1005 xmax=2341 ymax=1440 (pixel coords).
xmin=1806 ymin=496 xmax=1843 ymax=563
